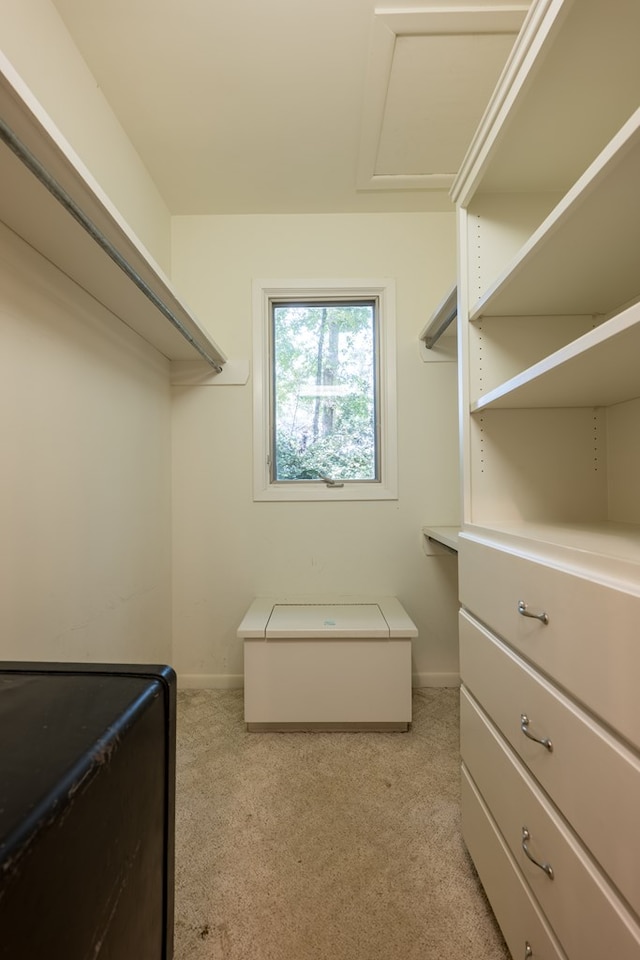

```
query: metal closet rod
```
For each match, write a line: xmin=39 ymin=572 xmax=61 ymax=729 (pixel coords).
xmin=421 ymin=284 xmax=457 ymax=349
xmin=0 ymin=117 xmax=223 ymax=373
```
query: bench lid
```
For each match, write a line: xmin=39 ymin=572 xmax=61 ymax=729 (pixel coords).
xmin=266 ymin=603 xmax=388 ymax=639
xmin=237 ymin=597 xmax=418 ymax=639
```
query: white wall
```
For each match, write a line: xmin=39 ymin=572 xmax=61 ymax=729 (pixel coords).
xmin=0 ymin=221 xmax=173 ymax=665
xmin=0 ymin=4 xmax=462 ymax=686
xmin=171 ymin=213 xmax=460 ymax=687
xmin=1 ymin=0 xmax=172 ymax=272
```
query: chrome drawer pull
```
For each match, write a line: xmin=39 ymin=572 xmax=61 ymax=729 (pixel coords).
xmin=520 ymin=714 xmax=553 ymax=752
xmin=525 ymin=944 xmax=533 ymax=960
xmin=518 ymin=600 xmax=549 ymax=625
xmin=521 ymin=827 xmax=554 ymax=879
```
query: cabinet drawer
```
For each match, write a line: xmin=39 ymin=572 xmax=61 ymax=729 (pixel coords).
xmin=458 ymin=534 xmax=640 ymax=748
xmin=460 ymin=610 xmax=640 ymax=918
xmin=461 ymin=766 xmax=568 ymax=960
xmin=461 ymin=688 xmax=640 ymax=959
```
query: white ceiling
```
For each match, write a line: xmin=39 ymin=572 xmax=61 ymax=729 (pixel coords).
xmin=50 ymin=0 xmax=529 ymax=215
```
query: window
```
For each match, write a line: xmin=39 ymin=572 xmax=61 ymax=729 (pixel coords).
xmin=272 ymin=299 xmax=378 ymax=482
xmin=253 ymin=279 xmax=397 ymax=501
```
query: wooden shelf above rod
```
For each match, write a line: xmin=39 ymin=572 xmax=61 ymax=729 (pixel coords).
xmin=0 ymin=52 xmax=226 ymax=369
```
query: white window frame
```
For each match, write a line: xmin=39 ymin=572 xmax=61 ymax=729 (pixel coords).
xmin=252 ymin=278 xmax=398 ymax=502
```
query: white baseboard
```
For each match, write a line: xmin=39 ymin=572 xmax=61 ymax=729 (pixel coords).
xmin=178 ymin=673 xmax=244 ymax=690
xmin=412 ymin=672 xmax=460 ymax=688
xmin=178 ymin=672 xmax=460 ymax=690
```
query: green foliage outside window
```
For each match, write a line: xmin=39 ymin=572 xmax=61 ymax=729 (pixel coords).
xmin=271 ymin=301 xmax=378 ymax=482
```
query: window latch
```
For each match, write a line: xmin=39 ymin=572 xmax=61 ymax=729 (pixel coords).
xmin=318 ymin=474 xmax=344 ymax=488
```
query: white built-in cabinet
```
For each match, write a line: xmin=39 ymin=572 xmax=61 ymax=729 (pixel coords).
xmin=452 ymin=0 xmax=640 ymax=957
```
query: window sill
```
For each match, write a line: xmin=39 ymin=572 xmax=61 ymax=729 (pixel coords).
xmin=254 ymin=481 xmax=398 ymax=503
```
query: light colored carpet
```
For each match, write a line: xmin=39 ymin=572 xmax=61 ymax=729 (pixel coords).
xmin=174 ymin=688 xmax=509 ymax=960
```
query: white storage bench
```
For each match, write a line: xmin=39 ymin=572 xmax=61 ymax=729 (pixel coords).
xmin=237 ymin=597 xmax=417 ymax=731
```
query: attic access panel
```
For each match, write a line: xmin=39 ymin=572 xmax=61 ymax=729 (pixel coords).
xmin=377 ymin=33 xmax=518 ymax=176
xmin=357 ymin=6 xmax=527 ymax=192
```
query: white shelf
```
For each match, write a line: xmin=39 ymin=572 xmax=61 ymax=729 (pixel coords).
xmin=422 ymin=526 xmax=460 ymax=555
xmin=453 ymin=0 xmax=640 ymax=203
xmin=0 ymin=53 xmax=226 ymax=367
xmin=460 ymin=522 xmax=640 ymax=595
xmin=469 ymin=109 xmax=640 ymax=320
xmin=471 ymin=299 xmax=640 ymax=411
